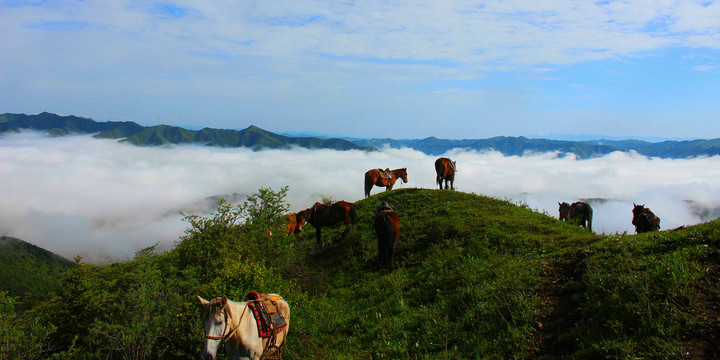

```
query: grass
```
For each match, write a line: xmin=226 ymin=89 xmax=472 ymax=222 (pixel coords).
xmin=278 ymin=188 xmax=719 ymax=359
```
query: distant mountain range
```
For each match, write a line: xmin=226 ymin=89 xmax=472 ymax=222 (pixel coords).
xmin=2 ymin=112 xmax=720 ymax=159
xmin=0 ymin=112 xmax=373 ymax=151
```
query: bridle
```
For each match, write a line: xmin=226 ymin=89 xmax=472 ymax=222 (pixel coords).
xmin=205 ymin=300 xmax=249 ymax=344
xmin=203 ymin=297 xmax=286 ymax=360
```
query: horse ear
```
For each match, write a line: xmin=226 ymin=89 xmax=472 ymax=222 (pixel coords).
xmin=221 ymin=295 xmax=228 ymax=308
xmin=197 ymin=295 xmax=209 ymax=305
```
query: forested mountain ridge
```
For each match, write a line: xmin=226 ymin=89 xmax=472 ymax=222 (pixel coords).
xmin=0 ymin=236 xmax=75 ymax=298
xmin=0 ymin=112 xmax=373 ymax=151
xmin=3 ymin=112 xmax=720 ymax=158
xmin=353 ymin=135 xmax=720 ymax=158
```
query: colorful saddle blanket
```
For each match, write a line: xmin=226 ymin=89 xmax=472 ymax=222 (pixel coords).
xmin=248 ymin=299 xmax=287 ymax=338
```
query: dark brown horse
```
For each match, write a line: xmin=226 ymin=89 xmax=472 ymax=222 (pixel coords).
xmin=435 ymin=157 xmax=456 ymax=190
xmin=364 ymin=168 xmax=408 ymax=197
xmin=373 ymin=201 xmax=400 ymax=270
xmin=558 ymin=201 xmax=593 ymax=232
xmin=306 ymin=200 xmax=357 ymax=246
xmin=632 ymin=203 xmax=661 ymax=234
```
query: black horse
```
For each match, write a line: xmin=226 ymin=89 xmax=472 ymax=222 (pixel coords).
xmin=558 ymin=201 xmax=593 ymax=232
xmin=632 ymin=203 xmax=661 ymax=234
xmin=373 ymin=201 xmax=400 ymax=270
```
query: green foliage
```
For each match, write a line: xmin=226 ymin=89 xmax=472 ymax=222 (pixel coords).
xmin=0 ymin=292 xmax=58 ymax=359
xmin=0 ymin=236 xmax=75 ymax=299
xmin=6 ymin=187 xmax=720 ymax=359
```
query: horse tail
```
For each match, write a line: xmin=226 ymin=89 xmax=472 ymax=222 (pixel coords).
xmin=364 ymin=172 xmax=372 ymax=197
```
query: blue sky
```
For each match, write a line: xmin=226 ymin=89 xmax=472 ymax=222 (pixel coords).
xmin=2 ymin=0 xmax=720 ymax=139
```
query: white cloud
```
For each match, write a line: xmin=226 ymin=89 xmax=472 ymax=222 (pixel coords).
xmin=1 ymin=133 xmax=719 ymax=261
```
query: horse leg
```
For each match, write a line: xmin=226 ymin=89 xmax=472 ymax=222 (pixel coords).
xmin=386 ymin=178 xmax=395 ymax=192
xmin=450 ymin=178 xmax=454 ymax=190
xmin=315 ymin=227 xmax=323 ymax=246
xmin=364 ymin=175 xmax=373 ymax=197
xmin=437 ymin=175 xmax=442 ymax=190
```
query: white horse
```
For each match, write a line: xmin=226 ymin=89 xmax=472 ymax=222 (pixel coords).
xmin=197 ymin=294 xmax=290 ymax=360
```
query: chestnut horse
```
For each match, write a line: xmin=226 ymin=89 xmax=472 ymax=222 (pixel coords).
xmin=435 ymin=157 xmax=456 ymax=190
xmin=197 ymin=294 xmax=290 ymax=360
xmin=306 ymin=200 xmax=357 ymax=246
xmin=558 ymin=201 xmax=593 ymax=232
xmin=284 ymin=208 xmax=311 ymax=239
xmin=632 ymin=203 xmax=661 ymax=234
xmin=364 ymin=168 xmax=408 ymax=197
xmin=373 ymin=201 xmax=400 ymax=270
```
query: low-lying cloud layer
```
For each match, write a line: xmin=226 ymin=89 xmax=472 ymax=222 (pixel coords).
xmin=2 ymin=132 xmax=719 ymax=262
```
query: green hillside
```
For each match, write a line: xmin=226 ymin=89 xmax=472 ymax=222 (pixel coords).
xmin=0 ymin=236 xmax=75 ymax=298
xmin=2 ymin=188 xmax=719 ymax=359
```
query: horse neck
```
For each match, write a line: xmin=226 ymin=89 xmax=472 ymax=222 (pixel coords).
xmin=226 ymin=300 xmax=253 ymax=342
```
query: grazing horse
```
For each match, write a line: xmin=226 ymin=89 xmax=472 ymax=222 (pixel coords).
xmin=373 ymin=201 xmax=400 ymax=270
xmin=632 ymin=203 xmax=661 ymax=234
xmin=284 ymin=209 xmax=311 ymax=239
xmin=558 ymin=201 xmax=593 ymax=232
xmin=435 ymin=157 xmax=456 ymax=190
xmin=306 ymin=200 xmax=357 ymax=246
xmin=197 ymin=293 xmax=290 ymax=360
xmin=364 ymin=168 xmax=408 ymax=197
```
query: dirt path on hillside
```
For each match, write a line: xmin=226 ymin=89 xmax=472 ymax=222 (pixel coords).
xmin=532 ymin=250 xmax=589 ymax=358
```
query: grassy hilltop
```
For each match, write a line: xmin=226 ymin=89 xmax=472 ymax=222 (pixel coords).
xmin=290 ymin=189 xmax=719 ymax=359
xmin=2 ymin=188 xmax=719 ymax=359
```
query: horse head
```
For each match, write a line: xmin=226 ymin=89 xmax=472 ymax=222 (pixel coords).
xmin=558 ymin=202 xmax=571 ymax=221
xmin=295 ymin=209 xmax=312 ymax=232
xmin=632 ymin=203 xmax=646 ymax=218
xmin=398 ymin=168 xmax=408 ymax=183
xmin=197 ymin=295 xmax=231 ymax=360
xmin=376 ymin=201 xmax=393 ymax=215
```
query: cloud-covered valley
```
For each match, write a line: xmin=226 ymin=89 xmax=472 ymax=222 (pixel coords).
xmin=2 ymin=132 xmax=719 ymax=262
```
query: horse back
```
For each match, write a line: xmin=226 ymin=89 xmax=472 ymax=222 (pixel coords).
xmin=374 ymin=210 xmax=399 ymax=240
xmin=571 ymin=202 xmax=592 ymax=219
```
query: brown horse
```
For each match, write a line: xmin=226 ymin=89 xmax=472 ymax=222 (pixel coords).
xmin=284 ymin=209 xmax=311 ymax=239
xmin=373 ymin=201 xmax=400 ymax=270
xmin=558 ymin=201 xmax=593 ymax=232
xmin=364 ymin=168 xmax=408 ymax=197
xmin=306 ymin=200 xmax=357 ymax=246
xmin=435 ymin=157 xmax=456 ymax=190
xmin=632 ymin=203 xmax=661 ymax=234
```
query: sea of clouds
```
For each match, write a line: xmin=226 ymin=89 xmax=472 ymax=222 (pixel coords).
xmin=2 ymin=132 xmax=719 ymax=262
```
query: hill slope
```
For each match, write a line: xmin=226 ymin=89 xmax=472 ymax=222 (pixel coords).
xmin=289 ymin=189 xmax=719 ymax=358
xmin=4 ymin=188 xmax=719 ymax=358
xmin=0 ymin=236 xmax=75 ymax=298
